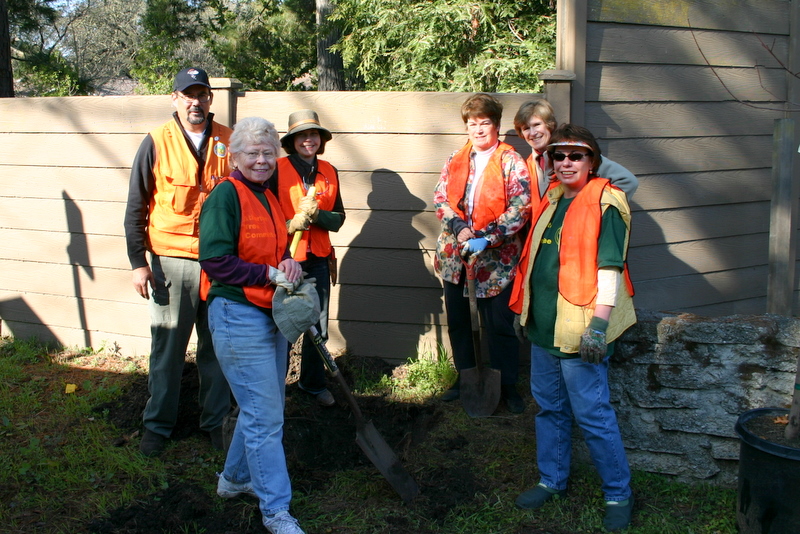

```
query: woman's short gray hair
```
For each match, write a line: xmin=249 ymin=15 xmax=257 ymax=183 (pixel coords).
xmin=229 ymin=117 xmax=280 ymax=155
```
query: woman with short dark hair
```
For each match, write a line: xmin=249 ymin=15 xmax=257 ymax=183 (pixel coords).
xmin=433 ymin=93 xmax=532 ymax=413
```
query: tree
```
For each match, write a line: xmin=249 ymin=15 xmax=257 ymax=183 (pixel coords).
xmin=316 ymin=0 xmax=344 ymax=90
xmin=331 ymin=0 xmax=556 ymax=92
xmin=0 ymin=0 xmax=12 ymax=96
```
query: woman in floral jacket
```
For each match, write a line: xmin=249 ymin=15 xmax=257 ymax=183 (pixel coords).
xmin=433 ymin=93 xmax=532 ymax=413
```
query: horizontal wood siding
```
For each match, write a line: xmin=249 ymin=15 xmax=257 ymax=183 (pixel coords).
xmin=0 ymin=91 xmax=540 ymax=362
xmin=586 ymin=0 xmax=795 ymax=315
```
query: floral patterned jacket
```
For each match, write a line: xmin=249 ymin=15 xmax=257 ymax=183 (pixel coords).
xmin=433 ymin=142 xmax=531 ymax=298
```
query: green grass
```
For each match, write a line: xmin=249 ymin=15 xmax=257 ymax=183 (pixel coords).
xmin=0 ymin=335 xmax=737 ymax=533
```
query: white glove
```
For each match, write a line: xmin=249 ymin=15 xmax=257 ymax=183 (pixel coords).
xmin=268 ymin=266 xmax=299 ymax=293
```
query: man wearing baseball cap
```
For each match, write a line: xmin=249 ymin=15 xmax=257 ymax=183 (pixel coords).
xmin=124 ymin=67 xmax=232 ymax=457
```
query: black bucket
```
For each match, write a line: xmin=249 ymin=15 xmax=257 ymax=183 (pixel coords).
xmin=735 ymin=407 xmax=800 ymax=534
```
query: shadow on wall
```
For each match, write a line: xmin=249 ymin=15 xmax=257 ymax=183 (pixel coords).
xmin=337 ymin=169 xmax=442 ymax=361
xmin=0 ymin=297 xmax=61 ymax=345
xmin=63 ymin=191 xmax=94 ymax=348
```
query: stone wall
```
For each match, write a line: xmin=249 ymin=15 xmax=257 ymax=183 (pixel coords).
xmin=597 ymin=311 xmax=800 ymax=487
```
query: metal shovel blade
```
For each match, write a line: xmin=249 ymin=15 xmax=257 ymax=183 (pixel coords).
xmin=307 ymin=326 xmax=419 ymax=502
xmin=460 ymin=366 xmax=501 ymax=418
xmin=356 ymin=421 xmax=420 ymax=502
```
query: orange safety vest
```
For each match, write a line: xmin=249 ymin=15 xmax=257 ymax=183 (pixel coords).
xmin=200 ymin=178 xmax=288 ymax=308
xmin=276 ymin=157 xmax=338 ymax=261
xmin=510 ymin=178 xmax=634 ymax=312
xmin=446 ymin=141 xmax=514 ymax=233
xmin=147 ymin=118 xmax=231 ymax=259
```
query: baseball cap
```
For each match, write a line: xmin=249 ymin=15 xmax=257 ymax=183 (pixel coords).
xmin=173 ymin=67 xmax=211 ymax=93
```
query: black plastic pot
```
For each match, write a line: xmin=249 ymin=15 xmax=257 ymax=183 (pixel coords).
xmin=735 ymin=407 xmax=800 ymax=534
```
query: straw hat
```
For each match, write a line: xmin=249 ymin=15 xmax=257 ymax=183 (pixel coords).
xmin=280 ymin=109 xmax=332 ymax=150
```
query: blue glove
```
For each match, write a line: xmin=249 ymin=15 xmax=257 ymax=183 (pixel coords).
xmin=464 ymin=237 xmax=489 ymax=256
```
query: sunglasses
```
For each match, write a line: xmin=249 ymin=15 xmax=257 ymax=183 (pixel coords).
xmin=552 ymin=152 xmax=591 ymax=162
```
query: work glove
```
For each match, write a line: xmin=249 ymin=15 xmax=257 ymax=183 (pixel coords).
xmin=513 ymin=315 xmax=526 ymax=344
xmin=463 ymin=237 xmax=489 ymax=256
xmin=287 ymin=211 xmax=311 ymax=234
xmin=579 ymin=326 xmax=607 ymax=364
xmin=268 ymin=266 xmax=300 ymax=293
xmin=298 ymin=195 xmax=319 ymax=221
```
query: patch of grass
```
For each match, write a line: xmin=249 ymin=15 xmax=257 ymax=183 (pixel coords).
xmin=0 ymin=335 xmax=738 ymax=533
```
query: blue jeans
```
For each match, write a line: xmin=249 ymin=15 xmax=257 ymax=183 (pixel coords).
xmin=144 ymin=254 xmax=230 ymax=436
xmin=208 ymin=297 xmax=292 ymax=516
xmin=529 ymin=344 xmax=631 ymax=502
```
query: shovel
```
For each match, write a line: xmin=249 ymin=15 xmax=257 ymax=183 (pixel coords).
xmin=459 ymin=253 xmax=501 ymax=418
xmin=307 ymin=325 xmax=420 ymax=502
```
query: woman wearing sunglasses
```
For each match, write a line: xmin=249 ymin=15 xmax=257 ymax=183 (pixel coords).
xmin=513 ymin=99 xmax=638 ymax=200
xmin=509 ymin=124 xmax=636 ymax=532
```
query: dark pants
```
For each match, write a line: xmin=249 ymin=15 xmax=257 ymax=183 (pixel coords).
xmin=443 ymin=276 xmax=519 ymax=386
xmin=298 ymin=254 xmax=330 ymax=393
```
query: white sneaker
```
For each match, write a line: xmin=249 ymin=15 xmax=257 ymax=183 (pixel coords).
xmin=216 ymin=473 xmax=256 ymax=499
xmin=263 ymin=510 xmax=305 ymax=534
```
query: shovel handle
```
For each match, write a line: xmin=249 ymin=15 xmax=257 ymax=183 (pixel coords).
xmin=307 ymin=326 xmax=367 ymax=425
xmin=289 ymin=186 xmax=316 ymax=258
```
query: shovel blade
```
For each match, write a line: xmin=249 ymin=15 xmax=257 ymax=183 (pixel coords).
xmin=356 ymin=421 xmax=420 ymax=502
xmin=460 ymin=366 xmax=501 ymax=418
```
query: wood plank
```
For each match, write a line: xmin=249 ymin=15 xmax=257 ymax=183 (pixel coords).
xmin=0 ymin=290 xmax=150 ymax=338
xmin=632 ymin=265 xmax=768 ymax=312
xmin=0 ymin=319 xmax=152 ymax=356
xmin=328 ymin=285 xmax=446 ymax=325
xmin=629 ymin=233 xmax=769 ymax=281
xmin=0 ymin=260 xmax=139 ymax=304
xmin=587 ymin=23 xmax=788 ymax=67
xmin=0 ymin=95 xmax=173 ymax=134
xmin=588 ymin=0 xmax=788 ymax=34
xmin=0 ymin=132 xmax=527 ymax=174
xmin=630 ymin=202 xmax=770 ymax=247
xmin=3 ymin=197 xmax=126 ymax=235
xmin=326 ymin=319 xmax=451 ymax=363
xmin=333 ymin=248 xmax=440 ymax=288
xmin=587 ymin=102 xmax=784 ymax=138
xmin=332 ymin=210 xmax=440 ymax=251
xmin=631 ymin=171 xmax=772 ymax=211
xmin=0 ymin=229 xmax=130 ymax=270
xmin=600 ymin=136 xmax=772 ymax=175
xmin=586 ymin=64 xmax=787 ymax=103
xmin=0 ymin=167 xmax=130 ymax=202
xmin=236 ymin=92 xmax=542 ymax=135
xmin=337 ymin=171 xmax=439 ymax=211
xmin=684 ymin=297 xmax=767 ymax=317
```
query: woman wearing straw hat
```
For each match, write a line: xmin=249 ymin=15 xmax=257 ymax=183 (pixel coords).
xmin=276 ymin=109 xmax=345 ymax=407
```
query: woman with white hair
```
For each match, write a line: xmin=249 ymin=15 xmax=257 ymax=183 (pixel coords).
xmin=199 ymin=116 xmax=306 ymax=534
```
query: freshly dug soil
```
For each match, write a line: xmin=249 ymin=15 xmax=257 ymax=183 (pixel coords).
xmin=85 ymin=350 xmax=525 ymax=534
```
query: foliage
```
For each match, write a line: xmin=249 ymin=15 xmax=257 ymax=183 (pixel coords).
xmin=331 ymin=0 xmax=556 ymax=92
xmin=204 ymin=0 xmax=317 ymax=91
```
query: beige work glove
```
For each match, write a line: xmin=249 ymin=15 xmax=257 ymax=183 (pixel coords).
xmin=298 ymin=195 xmax=319 ymax=221
xmin=287 ymin=211 xmax=311 ymax=234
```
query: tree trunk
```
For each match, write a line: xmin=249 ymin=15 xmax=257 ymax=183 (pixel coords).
xmin=316 ymin=0 xmax=345 ymax=91
xmin=0 ymin=0 xmax=14 ymax=97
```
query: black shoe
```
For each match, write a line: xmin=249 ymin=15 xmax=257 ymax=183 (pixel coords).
xmin=603 ymin=497 xmax=634 ymax=531
xmin=502 ymin=384 xmax=525 ymax=414
xmin=139 ymin=429 xmax=166 ymax=457
xmin=209 ymin=426 xmax=224 ymax=451
xmin=440 ymin=387 xmax=460 ymax=402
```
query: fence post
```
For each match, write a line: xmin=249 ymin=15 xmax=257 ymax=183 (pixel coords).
xmin=767 ymin=118 xmax=798 ymax=315
xmin=209 ymin=77 xmax=243 ymax=128
xmin=541 ymin=69 xmax=575 ymax=127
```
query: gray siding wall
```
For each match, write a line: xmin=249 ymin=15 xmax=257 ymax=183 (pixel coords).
xmin=584 ymin=0 xmax=798 ymax=316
